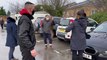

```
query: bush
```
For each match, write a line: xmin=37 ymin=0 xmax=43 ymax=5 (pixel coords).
xmin=90 ymin=12 xmax=107 ymax=23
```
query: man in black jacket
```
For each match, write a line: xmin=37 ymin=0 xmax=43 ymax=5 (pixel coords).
xmin=17 ymin=2 xmax=37 ymax=60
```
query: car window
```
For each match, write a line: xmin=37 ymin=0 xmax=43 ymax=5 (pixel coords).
xmin=54 ymin=18 xmax=61 ymax=24
xmin=37 ymin=17 xmax=44 ymax=23
xmin=94 ymin=22 xmax=107 ymax=32
xmin=60 ymin=19 xmax=70 ymax=26
xmin=88 ymin=19 xmax=97 ymax=27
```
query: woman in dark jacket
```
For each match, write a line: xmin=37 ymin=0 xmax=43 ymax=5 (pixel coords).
xmin=6 ymin=17 xmax=18 ymax=60
xmin=66 ymin=10 xmax=88 ymax=60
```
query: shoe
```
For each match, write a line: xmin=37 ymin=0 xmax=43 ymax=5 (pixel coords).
xmin=49 ymin=44 xmax=53 ymax=48
xmin=45 ymin=44 xmax=48 ymax=49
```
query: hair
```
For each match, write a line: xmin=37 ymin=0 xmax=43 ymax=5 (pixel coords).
xmin=77 ymin=9 xmax=87 ymax=17
xmin=24 ymin=2 xmax=34 ymax=8
xmin=45 ymin=15 xmax=50 ymax=17
xmin=25 ymin=2 xmax=34 ymax=5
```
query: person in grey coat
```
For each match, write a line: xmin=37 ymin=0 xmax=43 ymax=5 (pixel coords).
xmin=66 ymin=10 xmax=88 ymax=60
xmin=41 ymin=15 xmax=54 ymax=48
xmin=6 ymin=17 xmax=18 ymax=60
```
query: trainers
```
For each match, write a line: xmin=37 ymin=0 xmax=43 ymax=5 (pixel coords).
xmin=45 ymin=44 xmax=48 ymax=49
xmin=49 ymin=44 xmax=53 ymax=47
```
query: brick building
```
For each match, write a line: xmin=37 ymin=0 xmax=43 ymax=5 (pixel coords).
xmin=63 ymin=0 xmax=98 ymax=18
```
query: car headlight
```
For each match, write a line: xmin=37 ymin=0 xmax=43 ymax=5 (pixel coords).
xmin=105 ymin=51 xmax=107 ymax=54
xmin=99 ymin=51 xmax=107 ymax=57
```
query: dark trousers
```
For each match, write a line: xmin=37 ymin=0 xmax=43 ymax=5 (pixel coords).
xmin=43 ymin=32 xmax=52 ymax=44
xmin=72 ymin=50 xmax=84 ymax=60
xmin=1 ymin=24 xmax=3 ymax=29
xmin=20 ymin=47 xmax=35 ymax=60
xmin=9 ymin=47 xmax=15 ymax=60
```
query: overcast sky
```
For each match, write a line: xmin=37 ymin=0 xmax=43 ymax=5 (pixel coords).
xmin=0 ymin=0 xmax=86 ymax=12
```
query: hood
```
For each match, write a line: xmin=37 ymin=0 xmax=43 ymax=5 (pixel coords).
xmin=75 ymin=17 xmax=87 ymax=27
xmin=7 ymin=17 xmax=16 ymax=23
xmin=20 ymin=8 xmax=29 ymax=15
xmin=86 ymin=32 xmax=107 ymax=52
xmin=20 ymin=8 xmax=34 ymax=20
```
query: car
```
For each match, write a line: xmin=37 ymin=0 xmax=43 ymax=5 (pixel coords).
xmin=34 ymin=17 xmax=44 ymax=35
xmin=87 ymin=18 xmax=98 ymax=32
xmin=56 ymin=18 xmax=98 ymax=41
xmin=56 ymin=17 xmax=75 ymax=41
xmin=83 ymin=21 xmax=107 ymax=60
xmin=32 ymin=11 xmax=50 ymax=24
xmin=52 ymin=17 xmax=62 ymax=37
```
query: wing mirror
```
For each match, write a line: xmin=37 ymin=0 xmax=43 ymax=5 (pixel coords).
xmin=90 ymin=28 xmax=95 ymax=32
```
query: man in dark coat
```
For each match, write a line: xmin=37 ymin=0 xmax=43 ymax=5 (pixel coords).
xmin=17 ymin=2 xmax=37 ymax=60
xmin=6 ymin=16 xmax=18 ymax=60
xmin=66 ymin=10 xmax=88 ymax=60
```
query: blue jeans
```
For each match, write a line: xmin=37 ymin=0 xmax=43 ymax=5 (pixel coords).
xmin=43 ymin=32 xmax=52 ymax=44
xmin=9 ymin=47 xmax=15 ymax=60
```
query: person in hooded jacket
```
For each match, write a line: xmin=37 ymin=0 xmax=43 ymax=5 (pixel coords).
xmin=41 ymin=15 xmax=54 ymax=48
xmin=66 ymin=10 xmax=88 ymax=60
xmin=6 ymin=16 xmax=18 ymax=60
xmin=17 ymin=2 xmax=37 ymax=60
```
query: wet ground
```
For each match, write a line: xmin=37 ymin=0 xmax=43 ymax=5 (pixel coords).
xmin=0 ymin=28 xmax=72 ymax=60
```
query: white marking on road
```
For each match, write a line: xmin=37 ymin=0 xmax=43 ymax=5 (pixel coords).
xmin=37 ymin=40 xmax=44 ymax=43
xmin=54 ymin=50 xmax=61 ymax=54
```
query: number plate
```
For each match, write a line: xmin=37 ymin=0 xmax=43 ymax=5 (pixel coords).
xmin=59 ymin=29 xmax=65 ymax=33
xmin=83 ymin=53 xmax=92 ymax=59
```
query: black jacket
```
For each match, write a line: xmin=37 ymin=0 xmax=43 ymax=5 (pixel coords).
xmin=17 ymin=13 xmax=36 ymax=51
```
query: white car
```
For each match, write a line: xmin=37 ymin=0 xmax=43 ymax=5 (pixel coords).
xmin=56 ymin=18 xmax=98 ymax=41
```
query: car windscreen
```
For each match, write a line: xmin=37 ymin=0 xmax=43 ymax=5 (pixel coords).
xmin=60 ymin=19 xmax=70 ymax=26
xmin=37 ymin=17 xmax=44 ymax=23
xmin=94 ymin=22 xmax=107 ymax=32
xmin=88 ymin=19 xmax=98 ymax=27
xmin=54 ymin=17 xmax=61 ymax=24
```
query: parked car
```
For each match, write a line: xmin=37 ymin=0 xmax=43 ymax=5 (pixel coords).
xmin=34 ymin=17 xmax=44 ymax=33
xmin=56 ymin=18 xmax=98 ymax=41
xmin=32 ymin=11 xmax=50 ymax=24
xmin=83 ymin=21 xmax=107 ymax=60
xmin=56 ymin=17 xmax=75 ymax=41
xmin=52 ymin=17 xmax=62 ymax=37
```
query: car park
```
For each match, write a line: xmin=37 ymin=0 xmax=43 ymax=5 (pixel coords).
xmin=83 ymin=21 xmax=107 ymax=60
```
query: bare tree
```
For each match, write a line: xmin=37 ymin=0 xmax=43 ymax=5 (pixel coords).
xmin=9 ymin=2 xmax=24 ymax=14
xmin=37 ymin=0 xmax=71 ymax=16
xmin=91 ymin=0 xmax=107 ymax=11
xmin=37 ymin=0 xmax=71 ymax=9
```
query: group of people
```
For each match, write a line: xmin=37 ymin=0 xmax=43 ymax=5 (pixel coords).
xmin=5 ymin=1 xmax=88 ymax=60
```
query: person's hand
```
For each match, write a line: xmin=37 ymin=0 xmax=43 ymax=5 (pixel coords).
xmin=30 ymin=49 xmax=38 ymax=57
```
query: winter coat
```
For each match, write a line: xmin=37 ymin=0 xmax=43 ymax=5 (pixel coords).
xmin=41 ymin=19 xmax=54 ymax=34
xmin=66 ymin=17 xmax=88 ymax=50
xmin=17 ymin=8 xmax=36 ymax=51
xmin=6 ymin=17 xmax=17 ymax=47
